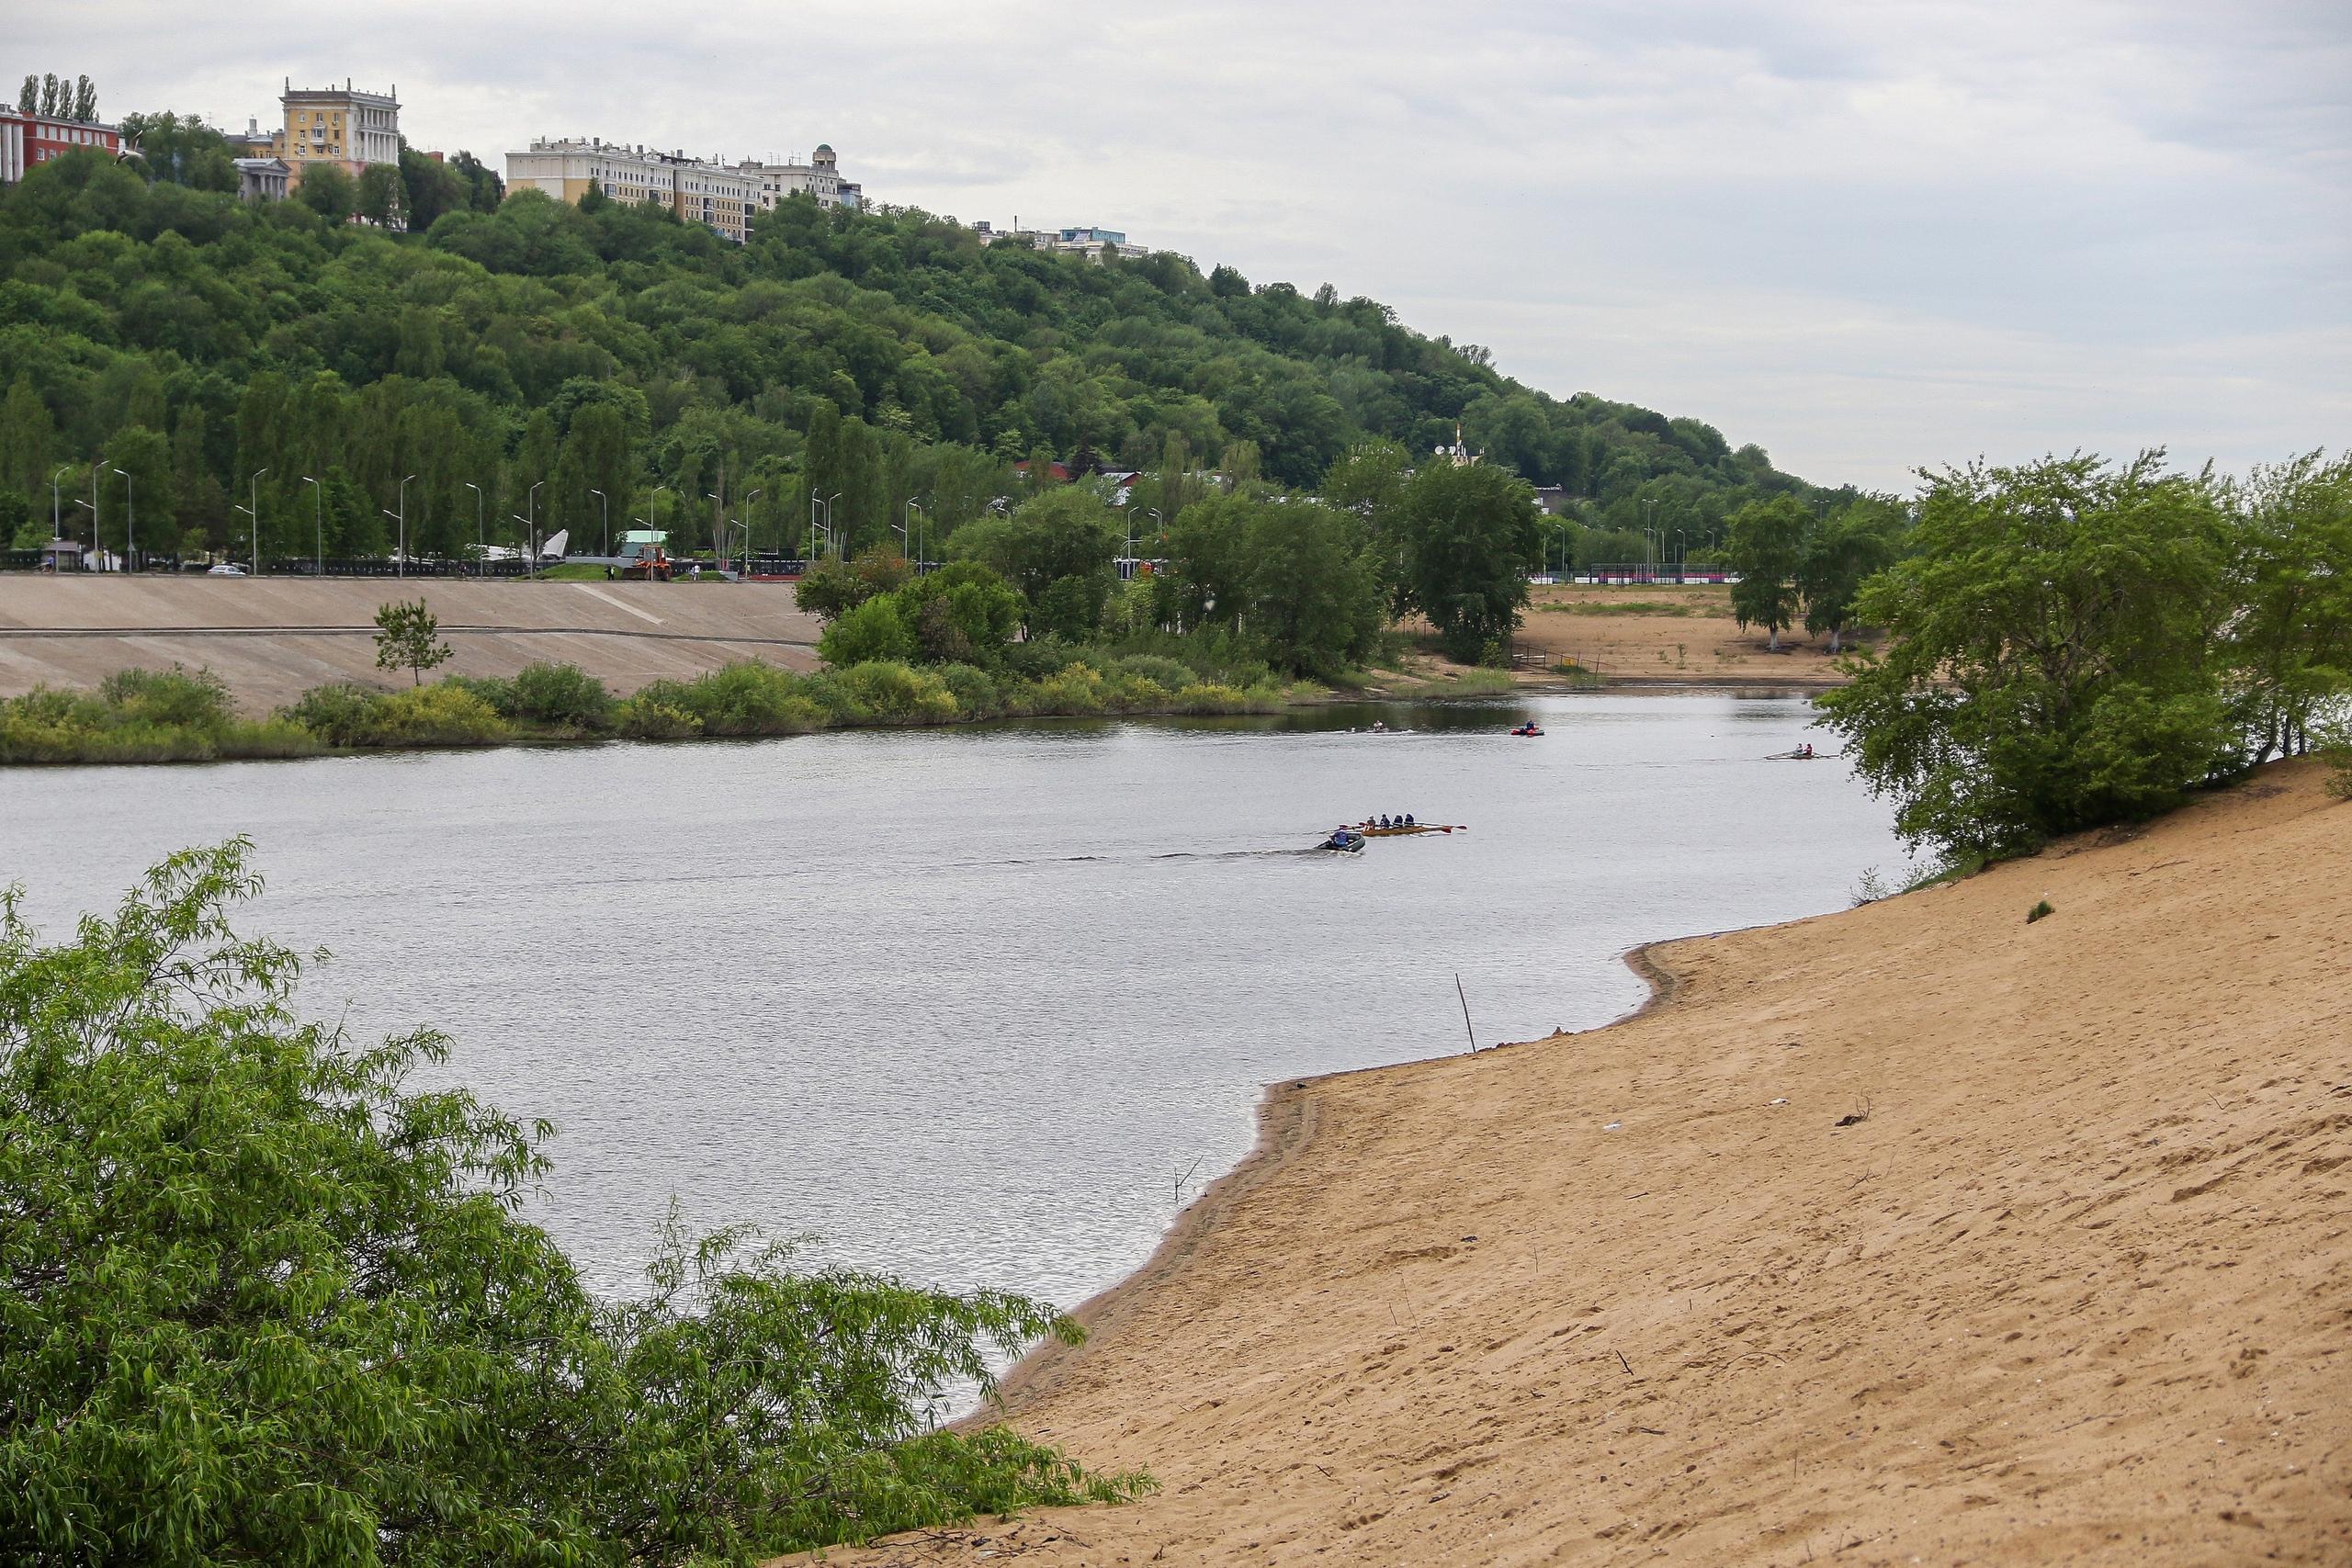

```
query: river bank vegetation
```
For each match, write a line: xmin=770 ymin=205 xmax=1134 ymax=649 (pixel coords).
xmin=0 ymin=843 xmax=1149 ymax=1563
xmin=1821 ymin=449 xmax=2352 ymax=863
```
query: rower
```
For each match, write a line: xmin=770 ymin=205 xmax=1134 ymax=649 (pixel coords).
xmin=1405 ymin=813 xmax=1416 ymax=826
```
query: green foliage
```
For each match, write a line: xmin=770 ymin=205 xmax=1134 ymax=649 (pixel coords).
xmin=0 ymin=844 xmax=1149 ymax=1564
xmin=1818 ymin=452 xmax=2240 ymax=859
xmin=795 ymin=551 xmax=911 ymax=623
xmin=372 ymin=598 xmax=451 ymax=685
xmin=1725 ymin=496 xmax=1809 ymax=649
xmin=510 ymin=660 xmax=616 ymax=730
xmin=2026 ymin=899 xmax=2054 ymax=923
xmin=1396 ymin=461 xmax=1542 ymax=663
xmin=840 ymin=660 xmax=958 ymax=722
xmin=952 ymin=489 xmax=1120 ymax=638
xmin=616 ymin=694 xmax=703 ymax=740
xmin=1797 ymin=496 xmax=1907 ymax=650
xmin=819 ymin=593 xmax=916 ymax=666
xmin=296 ymin=161 xmax=356 ymax=223
xmin=0 ymin=666 xmax=315 ymax=763
xmin=2222 ymin=450 xmax=2352 ymax=762
xmin=360 ymin=682 xmax=511 ymax=746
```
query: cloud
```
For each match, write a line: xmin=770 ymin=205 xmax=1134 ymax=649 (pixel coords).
xmin=15 ymin=0 xmax=2350 ymax=488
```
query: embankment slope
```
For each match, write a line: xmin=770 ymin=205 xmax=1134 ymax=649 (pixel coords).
xmin=807 ymin=762 xmax=2351 ymax=1565
xmin=0 ymin=578 xmax=821 ymax=713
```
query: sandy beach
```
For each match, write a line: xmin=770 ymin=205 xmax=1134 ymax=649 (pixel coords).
xmin=797 ymin=761 xmax=2352 ymax=1565
xmin=1511 ymin=582 xmax=1855 ymax=687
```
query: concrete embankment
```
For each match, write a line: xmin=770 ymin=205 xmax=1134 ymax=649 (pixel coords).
xmin=0 ymin=577 xmax=822 ymax=713
xmin=798 ymin=762 xmax=2352 ymax=1567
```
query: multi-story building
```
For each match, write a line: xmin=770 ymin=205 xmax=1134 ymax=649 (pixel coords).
xmin=278 ymin=78 xmax=401 ymax=186
xmin=0 ymin=106 xmax=126 ymax=183
xmin=732 ymin=143 xmax=861 ymax=212
xmin=974 ymin=220 xmax=1148 ymax=262
xmin=505 ymin=137 xmax=759 ymax=243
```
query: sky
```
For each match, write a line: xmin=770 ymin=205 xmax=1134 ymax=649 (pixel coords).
xmin=13 ymin=0 xmax=2350 ymax=491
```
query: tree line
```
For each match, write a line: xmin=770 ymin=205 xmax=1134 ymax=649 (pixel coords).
xmin=0 ymin=124 xmax=1837 ymax=584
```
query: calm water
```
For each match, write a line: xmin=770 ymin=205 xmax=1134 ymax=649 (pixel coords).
xmin=2 ymin=694 xmax=1903 ymax=1308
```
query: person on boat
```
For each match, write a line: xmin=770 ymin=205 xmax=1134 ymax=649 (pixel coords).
xmin=1797 ymin=742 xmax=1814 ymax=759
xmin=1379 ymin=815 xmax=1392 ymax=829
xmin=1405 ymin=813 xmax=1416 ymax=826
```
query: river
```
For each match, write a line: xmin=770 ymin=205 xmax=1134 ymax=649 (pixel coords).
xmin=2 ymin=692 xmax=1905 ymax=1311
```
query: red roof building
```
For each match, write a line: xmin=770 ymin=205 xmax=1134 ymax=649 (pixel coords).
xmin=0 ymin=107 xmax=126 ymax=184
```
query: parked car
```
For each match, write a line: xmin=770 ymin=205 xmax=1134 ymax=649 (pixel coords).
xmin=207 ymin=562 xmax=246 ymax=576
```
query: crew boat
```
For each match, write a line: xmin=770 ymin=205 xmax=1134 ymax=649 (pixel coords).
xmin=1321 ymin=827 xmax=1367 ymax=853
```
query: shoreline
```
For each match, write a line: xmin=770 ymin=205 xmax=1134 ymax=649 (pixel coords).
xmin=808 ymin=761 xmax=2352 ymax=1565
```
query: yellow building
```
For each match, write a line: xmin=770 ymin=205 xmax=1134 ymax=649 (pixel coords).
xmin=280 ymin=78 xmax=401 ymax=187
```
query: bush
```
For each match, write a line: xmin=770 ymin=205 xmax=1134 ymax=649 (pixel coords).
xmin=795 ymin=671 xmax=868 ymax=724
xmin=1170 ymin=682 xmax=1271 ymax=715
xmin=1028 ymin=661 xmax=1109 ymax=716
xmin=363 ymin=683 xmax=512 ymax=747
xmin=842 ymin=661 xmax=958 ymax=723
xmin=0 ymin=844 xmax=1148 ymax=1564
xmin=281 ymin=683 xmax=385 ymax=748
xmin=819 ymin=595 xmax=916 ymax=667
xmin=672 ymin=662 xmax=825 ymax=737
xmin=1110 ymin=654 xmax=1198 ymax=693
xmin=442 ymin=672 xmax=517 ymax=714
xmin=616 ymin=694 xmax=704 ymax=740
xmin=934 ymin=663 xmax=1002 ymax=718
xmin=2026 ymin=899 xmax=2055 ymax=923
xmin=510 ymin=661 xmax=616 ymax=731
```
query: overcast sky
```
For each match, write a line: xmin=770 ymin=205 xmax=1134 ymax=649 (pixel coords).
xmin=16 ymin=1 xmax=2349 ymax=490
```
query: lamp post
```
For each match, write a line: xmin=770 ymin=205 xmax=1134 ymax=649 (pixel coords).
xmin=524 ymin=479 xmax=544 ymax=575
xmin=245 ymin=468 xmax=268 ymax=576
xmin=303 ymin=476 xmax=323 ymax=574
xmin=1675 ymin=529 xmax=1687 ymax=581
xmin=48 ymin=466 xmax=72 ymax=568
xmin=741 ymin=487 xmax=763 ymax=576
xmin=464 ymin=481 xmax=484 ymax=576
xmin=903 ymin=498 xmax=924 ymax=574
xmin=589 ymin=488 xmax=609 ymax=557
xmin=111 ymin=467 xmax=134 ymax=574
xmin=383 ymin=473 xmax=415 ymax=579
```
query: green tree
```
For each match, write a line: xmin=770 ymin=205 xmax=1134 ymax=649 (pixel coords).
xmin=1396 ymin=461 xmax=1541 ymax=663
xmin=2223 ymin=449 xmax=2352 ymax=761
xmin=356 ymin=164 xmax=405 ymax=230
xmin=1816 ymin=452 xmax=2237 ymax=859
xmin=1797 ymin=497 xmax=1905 ymax=653
xmin=898 ymin=561 xmax=1027 ymax=665
xmin=0 ymin=844 xmax=1148 ymax=1565
xmin=373 ymin=596 xmax=452 ymax=685
xmin=0 ymin=378 xmax=53 ymax=499
xmin=1725 ymin=496 xmax=1808 ymax=650
xmin=950 ymin=488 xmax=1120 ymax=637
xmin=1243 ymin=502 xmax=1382 ymax=677
xmin=296 ymin=162 xmax=356 ymax=223
xmin=818 ymin=593 xmax=915 ymax=665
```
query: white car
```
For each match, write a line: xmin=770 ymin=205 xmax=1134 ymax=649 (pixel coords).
xmin=207 ymin=562 xmax=247 ymax=576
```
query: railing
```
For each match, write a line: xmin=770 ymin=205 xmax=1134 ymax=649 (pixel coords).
xmin=1574 ymin=564 xmax=1736 ymax=585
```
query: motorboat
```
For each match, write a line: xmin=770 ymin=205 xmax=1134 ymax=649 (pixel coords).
xmin=1320 ymin=829 xmax=1367 ymax=853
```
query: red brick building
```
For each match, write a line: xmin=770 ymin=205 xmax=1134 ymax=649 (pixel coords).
xmin=0 ymin=107 xmax=126 ymax=184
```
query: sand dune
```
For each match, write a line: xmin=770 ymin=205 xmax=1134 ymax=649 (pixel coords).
xmin=799 ymin=761 xmax=2352 ymax=1565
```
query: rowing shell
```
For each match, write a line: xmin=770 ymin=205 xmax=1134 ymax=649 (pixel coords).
xmin=1351 ymin=822 xmax=1468 ymax=837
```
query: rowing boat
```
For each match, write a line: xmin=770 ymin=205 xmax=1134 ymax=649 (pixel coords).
xmin=1351 ymin=822 xmax=1467 ymax=837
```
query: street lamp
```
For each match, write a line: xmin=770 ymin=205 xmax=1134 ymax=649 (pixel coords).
xmin=463 ymin=481 xmax=484 ymax=577
xmin=741 ymin=487 xmax=763 ymax=576
xmin=303 ymin=476 xmax=323 ymax=574
xmin=111 ymin=466 xmax=134 ymax=574
xmin=383 ymin=473 xmax=415 ymax=579
xmin=589 ymin=488 xmax=609 ymax=557
xmin=903 ymin=498 xmax=924 ymax=574
xmin=50 ymin=465 xmax=70 ymax=553
xmin=243 ymin=468 xmax=268 ymax=576
xmin=523 ymin=479 xmax=544 ymax=574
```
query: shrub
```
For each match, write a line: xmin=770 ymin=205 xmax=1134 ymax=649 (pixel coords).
xmin=364 ymin=683 xmax=512 ymax=747
xmin=1170 ymin=682 xmax=1270 ymax=715
xmin=443 ymin=672 xmax=516 ymax=715
xmin=819 ymin=595 xmax=915 ymax=667
xmin=934 ymin=663 xmax=1002 ymax=718
xmin=1101 ymin=671 xmax=1174 ymax=712
xmin=1029 ymin=661 xmax=1109 ymax=716
xmin=1110 ymin=654 xmax=1197 ymax=693
xmin=0 ymin=844 xmax=1149 ymax=1565
xmin=2026 ymin=899 xmax=2055 ymax=923
xmin=675 ymin=662 xmax=823 ymax=736
xmin=98 ymin=665 xmax=237 ymax=731
xmin=842 ymin=661 xmax=957 ymax=723
xmin=510 ymin=661 xmax=616 ymax=731
xmin=616 ymin=695 xmax=703 ymax=740
xmin=998 ymin=635 xmax=1084 ymax=682
xmin=795 ymin=671 xmax=868 ymax=724
xmin=281 ymin=683 xmax=386 ymax=749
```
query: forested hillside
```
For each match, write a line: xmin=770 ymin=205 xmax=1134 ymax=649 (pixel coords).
xmin=0 ymin=139 xmax=1841 ymax=566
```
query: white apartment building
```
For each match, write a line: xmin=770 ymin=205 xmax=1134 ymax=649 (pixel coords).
xmin=974 ymin=221 xmax=1148 ymax=262
xmin=505 ymin=137 xmax=760 ymax=243
xmin=731 ymin=143 xmax=861 ymax=212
